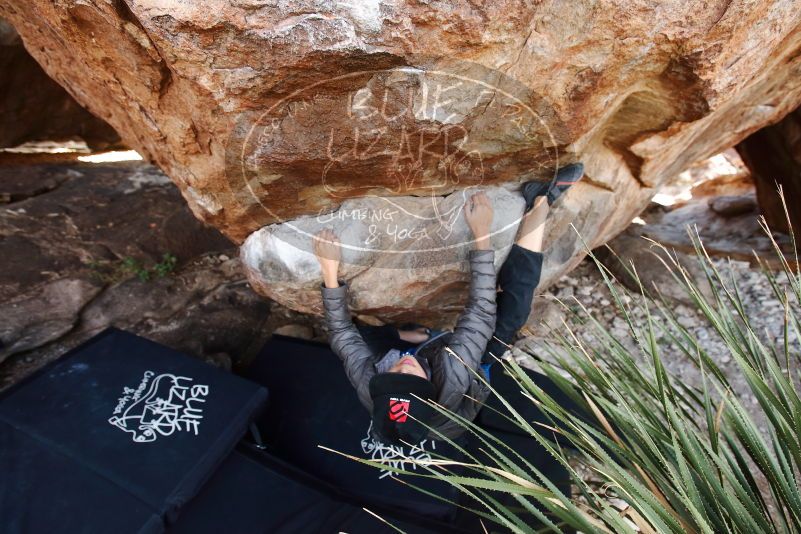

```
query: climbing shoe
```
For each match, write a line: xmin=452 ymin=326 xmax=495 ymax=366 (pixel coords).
xmin=522 ymin=162 xmax=584 ymax=211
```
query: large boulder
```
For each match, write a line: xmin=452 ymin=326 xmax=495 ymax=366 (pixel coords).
xmin=0 ymin=19 xmax=120 ymax=149
xmin=737 ymin=105 xmax=801 ymax=235
xmin=3 ymin=1 xmax=801 ymax=322
xmin=0 ymin=159 xmax=295 ymax=386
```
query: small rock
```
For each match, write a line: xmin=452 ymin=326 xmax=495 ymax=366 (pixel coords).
xmin=598 ymin=232 xmax=715 ymax=307
xmin=674 ymin=305 xmax=691 ymax=316
xmin=524 ymin=298 xmax=566 ymax=336
xmin=557 ymin=286 xmax=575 ymax=299
xmin=708 ymin=194 xmax=757 ymax=217
xmin=355 ymin=314 xmax=385 ymax=327
xmin=611 ymin=327 xmax=628 ymax=339
xmin=0 ymin=278 xmax=102 ymax=363
xmin=273 ymin=323 xmax=315 ymax=340
xmin=202 ymin=352 xmax=232 ymax=371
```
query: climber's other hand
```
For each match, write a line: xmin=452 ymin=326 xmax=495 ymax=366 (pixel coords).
xmin=465 ymin=192 xmax=493 ymax=249
xmin=313 ymin=228 xmax=341 ymax=288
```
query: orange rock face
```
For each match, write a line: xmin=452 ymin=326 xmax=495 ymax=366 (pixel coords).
xmin=0 ymin=19 xmax=119 ymax=149
xmin=2 ymin=1 xmax=801 ymax=320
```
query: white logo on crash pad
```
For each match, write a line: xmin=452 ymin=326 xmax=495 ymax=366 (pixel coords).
xmin=360 ymin=422 xmax=436 ymax=479
xmin=109 ymin=371 xmax=209 ymax=443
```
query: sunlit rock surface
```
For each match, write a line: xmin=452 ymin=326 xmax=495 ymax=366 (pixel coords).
xmin=3 ymin=1 xmax=801 ymax=320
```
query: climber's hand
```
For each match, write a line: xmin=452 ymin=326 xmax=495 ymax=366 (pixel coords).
xmin=314 ymin=228 xmax=341 ymax=288
xmin=465 ymin=192 xmax=493 ymax=250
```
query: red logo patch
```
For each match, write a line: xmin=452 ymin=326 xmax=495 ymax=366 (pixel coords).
xmin=388 ymin=397 xmax=410 ymax=423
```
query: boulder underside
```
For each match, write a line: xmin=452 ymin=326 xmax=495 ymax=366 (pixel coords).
xmin=737 ymin=105 xmax=801 ymax=235
xmin=0 ymin=19 xmax=119 ymax=149
xmin=2 ymin=1 xmax=801 ymax=322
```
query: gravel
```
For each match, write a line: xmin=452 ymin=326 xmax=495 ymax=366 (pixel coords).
xmin=513 ymin=254 xmax=800 ymax=435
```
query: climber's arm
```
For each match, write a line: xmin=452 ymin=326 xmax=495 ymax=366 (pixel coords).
xmin=437 ymin=193 xmax=497 ymax=407
xmin=314 ymin=230 xmax=376 ymax=410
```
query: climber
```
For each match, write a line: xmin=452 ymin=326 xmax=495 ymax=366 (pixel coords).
xmin=313 ymin=163 xmax=584 ymax=445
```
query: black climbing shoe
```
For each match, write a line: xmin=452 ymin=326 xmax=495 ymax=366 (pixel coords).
xmin=549 ymin=162 xmax=584 ymax=205
xmin=521 ymin=162 xmax=585 ymax=211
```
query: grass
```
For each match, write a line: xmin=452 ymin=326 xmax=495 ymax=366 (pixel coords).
xmin=348 ymin=194 xmax=801 ymax=533
xmin=88 ymin=252 xmax=177 ymax=283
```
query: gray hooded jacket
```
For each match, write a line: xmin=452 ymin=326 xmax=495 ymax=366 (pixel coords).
xmin=321 ymin=249 xmax=497 ymax=439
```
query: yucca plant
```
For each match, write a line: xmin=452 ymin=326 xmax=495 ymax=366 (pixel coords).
xmin=334 ymin=195 xmax=801 ymax=533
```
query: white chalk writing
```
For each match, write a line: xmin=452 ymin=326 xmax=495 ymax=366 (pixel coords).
xmin=109 ymin=371 xmax=209 ymax=443
xmin=360 ymin=422 xmax=437 ymax=479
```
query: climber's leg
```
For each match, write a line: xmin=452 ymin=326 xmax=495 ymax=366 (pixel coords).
xmin=516 ymin=196 xmax=549 ymax=252
xmin=482 ymin=163 xmax=584 ymax=364
xmin=483 ymin=201 xmax=547 ymax=362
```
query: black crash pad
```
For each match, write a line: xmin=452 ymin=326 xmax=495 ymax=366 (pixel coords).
xmin=0 ymin=328 xmax=268 ymax=534
xmin=246 ymin=335 xmax=464 ymax=523
xmin=246 ymin=335 xmax=574 ymax=530
xmin=171 ymin=444 xmax=445 ymax=534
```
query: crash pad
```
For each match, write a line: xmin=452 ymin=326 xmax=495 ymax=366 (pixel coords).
xmin=0 ymin=328 xmax=268 ymax=534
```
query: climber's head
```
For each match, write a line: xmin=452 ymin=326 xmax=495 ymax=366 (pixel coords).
xmin=368 ymin=371 xmax=435 ymax=444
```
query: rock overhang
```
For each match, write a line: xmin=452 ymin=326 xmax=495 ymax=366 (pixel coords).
xmin=3 ymin=1 xmax=801 ymax=320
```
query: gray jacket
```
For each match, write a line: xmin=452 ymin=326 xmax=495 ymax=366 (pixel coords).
xmin=321 ymin=249 xmax=497 ymax=439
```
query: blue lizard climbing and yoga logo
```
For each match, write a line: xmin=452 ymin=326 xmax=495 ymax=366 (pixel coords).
xmin=108 ymin=371 xmax=209 ymax=443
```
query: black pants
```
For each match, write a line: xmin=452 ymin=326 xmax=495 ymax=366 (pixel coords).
xmin=357 ymin=244 xmax=544 ymax=360
xmin=484 ymin=244 xmax=544 ymax=361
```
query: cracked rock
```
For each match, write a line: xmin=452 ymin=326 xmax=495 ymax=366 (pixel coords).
xmin=0 ymin=278 xmax=101 ymax=362
xmin=1 ymin=2 xmax=800 ymax=319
